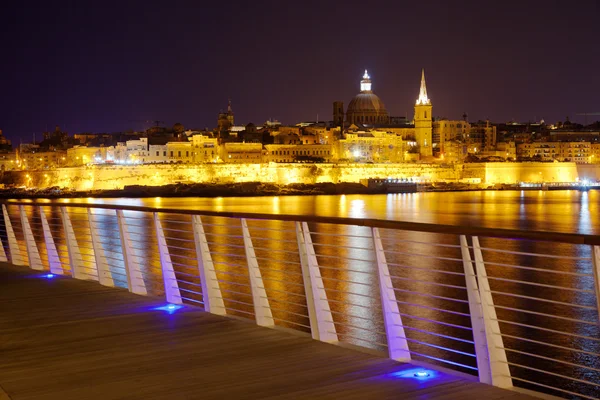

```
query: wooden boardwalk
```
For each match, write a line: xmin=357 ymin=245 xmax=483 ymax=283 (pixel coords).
xmin=0 ymin=263 xmax=538 ymax=400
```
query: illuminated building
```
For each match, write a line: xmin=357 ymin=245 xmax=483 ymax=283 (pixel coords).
xmin=517 ymin=141 xmax=591 ymax=163
xmin=191 ymin=134 xmax=218 ymax=163
xmin=346 ymin=70 xmax=389 ymax=125
xmin=592 ymin=143 xmax=600 ymax=163
xmin=220 ymin=143 xmax=263 ymax=163
xmin=433 ymin=119 xmax=469 ymax=155
xmin=67 ymin=146 xmax=108 ymax=166
xmin=414 ymin=69 xmax=433 ymax=157
xmin=20 ymin=150 xmax=66 ymax=170
xmin=166 ymin=141 xmax=193 ymax=163
xmin=558 ymin=142 xmax=591 ymax=163
xmin=264 ymin=144 xmax=333 ymax=163
xmin=337 ymin=130 xmax=404 ymax=162
xmin=0 ymin=152 xmax=19 ymax=171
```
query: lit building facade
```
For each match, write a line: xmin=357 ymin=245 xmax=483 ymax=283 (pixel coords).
xmin=264 ymin=144 xmax=333 ymax=163
xmin=20 ymin=150 xmax=66 ymax=170
xmin=191 ymin=134 xmax=218 ymax=163
xmin=517 ymin=141 xmax=592 ymax=163
xmin=67 ymin=146 xmax=107 ymax=166
xmin=337 ymin=130 xmax=404 ymax=162
xmin=220 ymin=143 xmax=263 ymax=163
xmin=166 ymin=141 xmax=193 ymax=163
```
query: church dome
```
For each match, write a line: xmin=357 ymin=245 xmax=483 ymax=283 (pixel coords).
xmin=346 ymin=70 xmax=389 ymax=125
xmin=347 ymin=93 xmax=387 ymax=116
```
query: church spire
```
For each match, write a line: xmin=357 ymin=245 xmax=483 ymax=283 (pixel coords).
xmin=416 ymin=69 xmax=430 ymax=105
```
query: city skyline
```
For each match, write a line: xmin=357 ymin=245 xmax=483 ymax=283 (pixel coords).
xmin=2 ymin=1 xmax=599 ymax=143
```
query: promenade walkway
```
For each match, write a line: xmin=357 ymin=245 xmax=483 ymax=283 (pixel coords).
xmin=0 ymin=263 xmax=537 ymax=400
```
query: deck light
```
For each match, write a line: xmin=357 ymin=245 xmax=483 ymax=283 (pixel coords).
xmin=152 ymin=304 xmax=184 ymax=314
xmin=44 ymin=273 xmax=55 ymax=279
xmin=414 ymin=371 xmax=430 ymax=378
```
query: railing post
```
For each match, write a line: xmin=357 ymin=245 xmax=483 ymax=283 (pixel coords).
xmin=116 ymin=210 xmax=147 ymax=295
xmin=590 ymin=245 xmax=600 ymax=324
xmin=192 ymin=215 xmax=226 ymax=315
xmin=40 ymin=207 xmax=65 ymax=275
xmin=87 ymin=208 xmax=113 ymax=286
xmin=154 ymin=213 xmax=182 ymax=304
xmin=19 ymin=205 xmax=43 ymax=270
xmin=3 ymin=204 xmax=24 ymax=266
xmin=296 ymin=222 xmax=337 ymax=343
xmin=241 ymin=218 xmax=274 ymax=327
xmin=372 ymin=227 xmax=411 ymax=362
xmin=0 ymin=229 xmax=7 ymax=262
xmin=60 ymin=207 xmax=85 ymax=279
xmin=460 ymin=235 xmax=512 ymax=388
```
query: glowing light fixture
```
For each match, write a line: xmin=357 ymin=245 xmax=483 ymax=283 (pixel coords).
xmin=152 ymin=304 xmax=184 ymax=314
xmin=389 ymin=367 xmax=437 ymax=381
xmin=44 ymin=273 xmax=55 ymax=279
xmin=360 ymin=70 xmax=372 ymax=92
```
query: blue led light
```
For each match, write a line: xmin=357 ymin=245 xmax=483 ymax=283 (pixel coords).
xmin=389 ymin=368 xmax=437 ymax=381
xmin=151 ymin=304 xmax=184 ymax=314
xmin=44 ymin=273 xmax=55 ymax=279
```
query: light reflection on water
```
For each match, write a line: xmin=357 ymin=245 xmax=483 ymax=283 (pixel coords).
xmin=5 ymin=190 xmax=600 ymax=398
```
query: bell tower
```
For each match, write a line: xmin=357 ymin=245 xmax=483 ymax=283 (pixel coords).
xmin=414 ymin=69 xmax=432 ymax=157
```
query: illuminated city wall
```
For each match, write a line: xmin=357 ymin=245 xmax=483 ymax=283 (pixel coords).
xmin=481 ymin=162 xmax=578 ymax=184
xmin=16 ymin=162 xmax=594 ymax=190
xmin=43 ymin=163 xmax=462 ymax=190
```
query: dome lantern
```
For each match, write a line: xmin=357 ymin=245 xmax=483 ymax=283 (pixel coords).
xmin=360 ymin=69 xmax=372 ymax=92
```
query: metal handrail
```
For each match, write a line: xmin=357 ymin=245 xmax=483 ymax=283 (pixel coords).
xmin=4 ymin=200 xmax=599 ymax=245
xmin=2 ymin=201 xmax=599 ymax=400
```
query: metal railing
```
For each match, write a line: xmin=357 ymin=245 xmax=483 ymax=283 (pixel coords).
xmin=1 ymin=201 xmax=599 ymax=399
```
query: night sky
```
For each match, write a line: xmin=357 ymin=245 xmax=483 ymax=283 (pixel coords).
xmin=1 ymin=1 xmax=599 ymax=144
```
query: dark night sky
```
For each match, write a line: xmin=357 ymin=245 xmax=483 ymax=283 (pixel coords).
xmin=1 ymin=1 xmax=599 ymax=143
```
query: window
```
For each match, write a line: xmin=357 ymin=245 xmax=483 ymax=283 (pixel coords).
xmin=178 ymin=151 xmax=181 ymax=157
xmin=156 ymin=151 xmax=159 ymax=156
xmin=170 ymin=151 xmax=173 ymax=157
xmin=186 ymin=151 xmax=189 ymax=157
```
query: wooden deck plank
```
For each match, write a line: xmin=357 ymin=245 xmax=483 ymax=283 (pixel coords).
xmin=0 ymin=263 xmax=539 ymax=400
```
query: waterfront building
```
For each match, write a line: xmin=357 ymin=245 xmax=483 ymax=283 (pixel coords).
xmin=558 ymin=142 xmax=591 ymax=163
xmin=20 ymin=150 xmax=66 ymax=170
xmin=517 ymin=142 xmax=559 ymax=161
xmin=67 ymin=146 xmax=108 ymax=166
xmin=264 ymin=144 xmax=333 ymax=163
xmin=0 ymin=152 xmax=19 ymax=171
xmin=166 ymin=141 xmax=193 ymax=163
xmin=191 ymin=134 xmax=218 ymax=163
xmin=496 ymin=141 xmax=517 ymax=160
xmin=414 ymin=69 xmax=433 ymax=157
xmin=337 ymin=130 xmax=404 ymax=163
xmin=592 ymin=143 xmax=600 ymax=163
xmin=220 ymin=143 xmax=263 ymax=163
xmin=433 ymin=118 xmax=469 ymax=155
xmin=346 ymin=70 xmax=390 ymax=125
xmin=517 ymin=141 xmax=592 ymax=163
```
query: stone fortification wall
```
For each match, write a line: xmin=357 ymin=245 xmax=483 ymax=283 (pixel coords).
xmin=29 ymin=163 xmax=461 ymax=191
xmin=481 ymin=162 xmax=578 ymax=184
xmin=10 ymin=162 xmax=598 ymax=191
